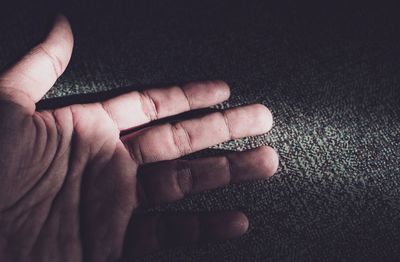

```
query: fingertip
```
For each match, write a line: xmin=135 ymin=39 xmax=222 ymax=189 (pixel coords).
xmin=53 ymin=14 xmax=74 ymax=44
xmin=254 ymin=146 xmax=279 ymax=177
xmin=42 ymin=13 xmax=74 ymax=77
xmin=228 ymin=211 xmax=249 ymax=237
xmin=202 ymin=211 xmax=249 ymax=241
xmin=253 ymin=103 xmax=274 ymax=132
xmin=213 ymin=80 xmax=231 ymax=102
xmin=225 ymin=104 xmax=273 ymax=139
xmin=54 ymin=14 xmax=68 ymax=26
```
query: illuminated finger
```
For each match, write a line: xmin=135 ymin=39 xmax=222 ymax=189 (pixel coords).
xmin=123 ymin=104 xmax=273 ymax=164
xmin=98 ymin=80 xmax=230 ymax=131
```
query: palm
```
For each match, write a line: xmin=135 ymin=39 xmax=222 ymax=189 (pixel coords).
xmin=0 ymin=16 xmax=278 ymax=262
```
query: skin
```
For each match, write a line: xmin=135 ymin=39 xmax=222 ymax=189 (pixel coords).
xmin=0 ymin=15 xmax=279 ymax=262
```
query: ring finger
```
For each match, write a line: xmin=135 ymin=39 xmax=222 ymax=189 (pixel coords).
xmin=138 ymin=146 xmax=279 ymax=207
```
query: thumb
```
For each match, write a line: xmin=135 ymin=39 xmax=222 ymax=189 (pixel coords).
xmin=0 ymin=14 xmax=74 ymax=111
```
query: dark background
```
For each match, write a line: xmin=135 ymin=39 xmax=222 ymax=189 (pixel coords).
xmin=1 ymin=1 xmax=400 ymax=261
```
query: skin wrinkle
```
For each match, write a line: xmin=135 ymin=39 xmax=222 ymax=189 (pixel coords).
xmin=77 ymin=107 xmax=119 ymax=161
xmin=99 ymin=101 xmax=119 ymax=131
xmin=1 ymin=71 xmax=38 ymax=100
xmin=51 ymin=109 xmax=73 ymax=163
xmin=69 ymin=105 xmax=96 ymax=160
xmin=170 ymin=123 xmax=184 ymax=159
xmin=27 ymin=113 xmax=77 ymax=255
xmin=8 ymin=189 xmax=55 ymax=260
xmin=220 ymin=110 xmax=233 ymax=140
xmin=69 ymin=104 xmax=84 ymax=132
xmin=90 ymin=139 xmax=117 ymax=163
xmin=0 ymin=119 xmax=46 ymax=212
xmin=0 ymin=88 xmax=35 ymax=113
xmin=176 ymin=160 xmax=193 ymax=196
xmin=4 ymin=195 xmax=47 ymax=240
xmin=34 ymin=44 xmax=63 ymax=79
xmin=40 ymin=112 xmax=81 ymax=261
xmin=128 ymin=139 xmax=143 ymax=164
xmin=58 ymin=108 xmax=90 ymax=183
xmin=139 ymin=90 xmax=158 ymax=122
xmin=23 ymin=115 xmax=64 ymax=196
xmin=34 ymin=113 xmax=54 ymax=165
xmin=225 ymin=156 xmax=234 ymax=184
xmin=178 ymin=122 xmax=194 ymax=155
xmin=179 ymin=85 xmax=192 ymax=110
xmin=29 ymin=193 xmax=61 ymax=260
xmin=170 ymin=122 xmax=193 ymax=157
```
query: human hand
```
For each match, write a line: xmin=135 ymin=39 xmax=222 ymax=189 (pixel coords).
xmin=0 ymin=15 xmax=279 ymax=261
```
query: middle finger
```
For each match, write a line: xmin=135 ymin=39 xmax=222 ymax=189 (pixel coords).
xmin=122 ymin=104 xmax=273 ymax=164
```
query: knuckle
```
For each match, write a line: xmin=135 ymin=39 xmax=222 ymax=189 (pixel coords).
xmin=139 ymin=91 xmax=158 ymax=121
xmin=176 ymin=160 xmax=193 ymax=196
xmin=35 ymin=44 xmax=64 ymax=78
xmin=220 ymin=110 xmax=233 ymax=140
xmin=170 ymin=122 xmax=193 ymax=156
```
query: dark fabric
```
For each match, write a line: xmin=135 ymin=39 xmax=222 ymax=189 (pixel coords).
xmin=1 ymin=1 xmax=400 ymax=261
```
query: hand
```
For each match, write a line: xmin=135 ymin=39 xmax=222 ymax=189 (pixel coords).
xmin=0 ymin=15 xmax=278 ymax=262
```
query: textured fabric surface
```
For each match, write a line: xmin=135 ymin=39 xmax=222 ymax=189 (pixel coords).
xmin=1 ymin=1 xmax=400 ymax=261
